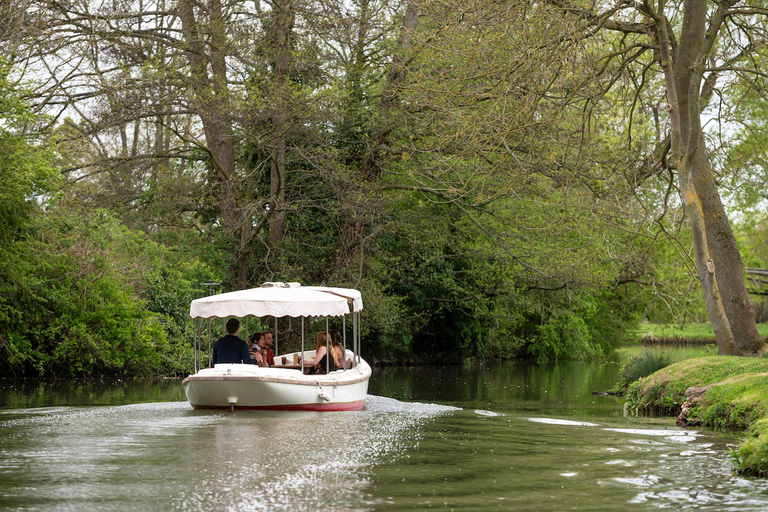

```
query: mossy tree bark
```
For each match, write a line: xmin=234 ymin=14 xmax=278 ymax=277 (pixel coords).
xmin=655 ymin=0 xmax=764 ymax=355
xmin=547 ymin=0 xmax=767 ymax=356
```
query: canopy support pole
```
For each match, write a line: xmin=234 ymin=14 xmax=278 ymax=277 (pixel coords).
xmin=193 ymin=318 xmax=198 ymax=373
xmin=352 ymin=312 xmax=356 ymax=364
xmin=208 ymin=318 xmax=213 ymax=368
xmin=355 ymin=312 xmax=360 ymax=365
xmin=342 ymin=315 xmax=346 ymax=372
xmin=301 ymin=317 xmax=305 ymax=373
xmin=325 ymin=317 xmax=330 ymax=373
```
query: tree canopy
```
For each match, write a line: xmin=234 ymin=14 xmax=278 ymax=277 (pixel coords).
xmin=1 ymin=0 xmax=767 ymax=376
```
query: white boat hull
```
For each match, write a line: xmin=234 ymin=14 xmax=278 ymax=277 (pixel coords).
xmin=182 ymin=354 xmax=371 ymax=411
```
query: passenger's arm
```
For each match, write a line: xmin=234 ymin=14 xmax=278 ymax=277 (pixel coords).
xmin=241 ymin=342 xmax=259 ymax=364
xmin=300 ymin=346 xmax=326 ymax=366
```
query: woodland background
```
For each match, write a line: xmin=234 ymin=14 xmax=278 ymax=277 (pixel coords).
xmin=3 ymin=0 xmax=768 ymax=377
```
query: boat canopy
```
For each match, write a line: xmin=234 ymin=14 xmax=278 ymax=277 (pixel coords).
xmin=304 ymin=286 xmax=363 ymax=313
xmin=189 ymin=283 xmax=362 ymax=319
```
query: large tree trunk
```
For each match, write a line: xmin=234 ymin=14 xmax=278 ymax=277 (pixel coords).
xmin=179 ymin=0 xmax=249 ymax=287
xmin=658 ymin=0 xmax=765 ymax=356
xmin=694 ymin=141 xmax=764 ymax=354
xmin=267 ymin=0 xmax=294 ymax=246
xmin=360 ymin=1 xmax=419 ymax=181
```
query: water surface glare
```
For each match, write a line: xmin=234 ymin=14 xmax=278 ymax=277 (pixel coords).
xmin=0 ymin=396 xmax=457 ymax=511
xmin=1 ymin=360 xmax=768 ymax=510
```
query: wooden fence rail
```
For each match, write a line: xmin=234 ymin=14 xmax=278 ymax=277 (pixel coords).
xmin=746 ymin=268 xmax=768 ymax=297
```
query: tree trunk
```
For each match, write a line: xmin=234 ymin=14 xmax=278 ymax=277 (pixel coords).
xmin=179 ymin=0 xmax=247 ymax=286
xmin=658 ymin=0 xmax=765 ymax=356
xmin=694 ymin=141 xmax=764 ymax=354
xmin=360 ymin=1 xmax=419 ymax=181
xmin=267 ymin=0 xmax=294 ymax=246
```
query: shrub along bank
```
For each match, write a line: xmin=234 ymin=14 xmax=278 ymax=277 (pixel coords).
xmin=624 ymin=356 xmax=768 ymax=476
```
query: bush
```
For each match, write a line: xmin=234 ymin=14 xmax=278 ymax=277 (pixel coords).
xmin=0 ymin=205 xmax=218 ymax=378
xmin=614 ymin=350 xmax=678 ymax=393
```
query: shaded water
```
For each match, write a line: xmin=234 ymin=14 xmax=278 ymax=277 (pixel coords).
xmin=1 ymin=357 xmax=767 ymax=511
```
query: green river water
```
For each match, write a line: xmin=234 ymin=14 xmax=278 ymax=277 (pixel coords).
xmin=1 ymin=349 xmax=768 ymax=511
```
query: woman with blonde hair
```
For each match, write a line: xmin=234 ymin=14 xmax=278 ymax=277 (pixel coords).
xmin=299 ymin=331 xmax=339 ymax=374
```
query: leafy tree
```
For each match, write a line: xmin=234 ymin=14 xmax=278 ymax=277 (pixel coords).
xmin=11 ymin=0 xmax=758 ymax=369
xmin=1 ymin=203 xmax=220 ymax=378
xmin=536 ymin=0 xmax=767 ymax=355
xmin=0 ymin=58 xmax=59 ymax=375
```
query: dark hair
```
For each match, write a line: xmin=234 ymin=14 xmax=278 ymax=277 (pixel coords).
xmin=250 ymin=332 xmax=263 ymax=344
xmin=329 ymin=329 xmax=342 ymax=346
xmin=226 ymin=318 xmax=240 ymax=334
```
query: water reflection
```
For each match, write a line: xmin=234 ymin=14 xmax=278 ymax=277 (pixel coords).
xmin=0 ymin=396 xmax=457 ymax=511
xmin=0 ymin=379 xmax=185 ymax=409
xmin=369 ymin=361 xmax=625 ymax=417
xmin=1 ymin=358 xmax=768 ymax=511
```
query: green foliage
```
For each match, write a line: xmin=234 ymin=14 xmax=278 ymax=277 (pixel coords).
xmin=737 ymin=417 xmax=768 ymax=476
xmin=613 ymin=350 xmax=678 ymax=393
xmin=721 ymin=78 xmax=768 ymax=211
xmin=0 ymin=61 xmax=58 ymax=239
xmin=358 ymin=200 xmax=506 ymax=362
xmin=2 ymin=0 xmax=730 ymax=373
xmin=0 ymin=204 xmax=219 ymax=378
xmin=530 ymin=313 xmax=593 ymax=362
xmin=623 ymin=378 xmax=685 ymax=413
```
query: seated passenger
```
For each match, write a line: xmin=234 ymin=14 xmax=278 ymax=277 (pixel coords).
xmin=249 ymin=331 xmax=275 ymax=366
xmin=248 ymin=333 xmax=265 ymax=366
xmin=261 ymin=330 xmax=276 ymax=366
xmin=299 ymin=331 xmax=340 ymax=374
xmin=329 ymin=329 xmax=351 ymax=369
xmin=213 ymin=318 xmax=258 ymax=365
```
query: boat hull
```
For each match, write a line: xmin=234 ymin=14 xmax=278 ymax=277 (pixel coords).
xmin=182 ymin=358 xmax=371 ymax=411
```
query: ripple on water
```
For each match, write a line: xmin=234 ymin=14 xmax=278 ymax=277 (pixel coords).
xmin=0 ymin=395 xmax=458 ymax=512
xmin=523 ymin=417 xmax=600 ymax=427
xmin=473 ymin=409 xmax=504 ymax=417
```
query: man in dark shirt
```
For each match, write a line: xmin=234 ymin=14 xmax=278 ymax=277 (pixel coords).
xmin=212 ymin=318 xmax=257 ymax=365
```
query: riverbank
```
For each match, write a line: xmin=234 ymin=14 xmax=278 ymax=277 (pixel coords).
xmin=632 ymin=322 xmax=768 ymax=343
xmin=624 ymin=356 xmax=768 ymax=475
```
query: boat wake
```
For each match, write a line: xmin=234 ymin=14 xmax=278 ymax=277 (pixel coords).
xmin=363 ymin=394 xmax=460 ymax=414
xmin=0 ymin=397 xmax=458 ymax=512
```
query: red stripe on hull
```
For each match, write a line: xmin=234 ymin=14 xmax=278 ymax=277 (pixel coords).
xmin=189 ymin=400 xmax=366 ymax=412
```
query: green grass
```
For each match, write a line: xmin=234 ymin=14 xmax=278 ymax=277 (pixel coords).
xmin=631 ymin=322 xmax=768 ymax=342
xmin=613 ymin=349 xmax=679 ymax=393
xmin=740 ymin=418 xmax=768 ymax=476
xmin=624 ymin=356 xmax=768 ymax=476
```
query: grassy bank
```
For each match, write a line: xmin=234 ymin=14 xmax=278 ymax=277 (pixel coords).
xmin=631 ymin=322 xmax=768 ymax=343
xmin=624 ymin=356 xmax=768 ymax=475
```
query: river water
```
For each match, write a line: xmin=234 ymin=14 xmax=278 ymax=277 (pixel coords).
xmin=2 ymin=354 xmax=768 ymax=511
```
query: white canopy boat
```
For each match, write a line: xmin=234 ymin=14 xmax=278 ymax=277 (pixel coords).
xmin=182 ymin=282 xmax=371 ymax=411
